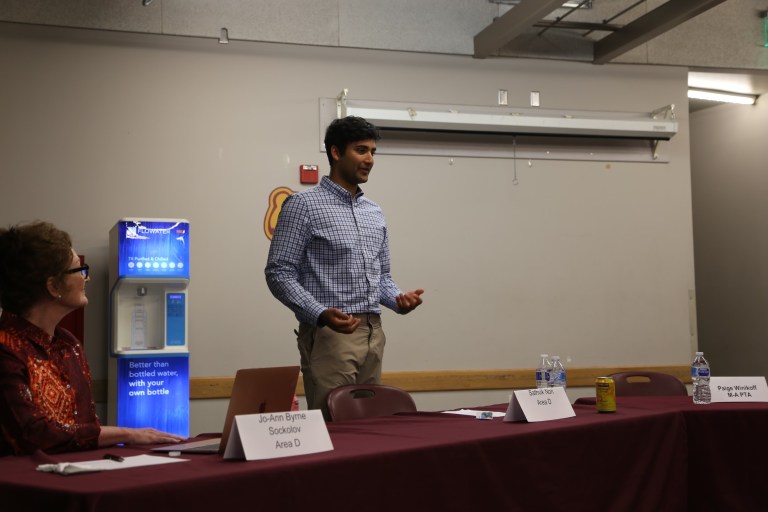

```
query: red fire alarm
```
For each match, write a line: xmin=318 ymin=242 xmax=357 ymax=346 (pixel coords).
xmin=300 ymin=164 xmax=319 ymax=184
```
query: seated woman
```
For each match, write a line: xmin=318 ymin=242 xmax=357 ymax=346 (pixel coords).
xmin=0 ymin=221 xmax=184 ymax=455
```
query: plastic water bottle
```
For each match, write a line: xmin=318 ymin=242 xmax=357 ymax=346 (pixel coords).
xmin=691 ymin=351 xmax=711 ymax=404
xmin=550 ymin=356 xmax=567 ymax=389
xmin=535 ymin=354 xmax=552 ymax=388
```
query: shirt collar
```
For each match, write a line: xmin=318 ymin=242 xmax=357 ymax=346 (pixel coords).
xmin=0 ymin=310 xmax=57 ymax=349
xmin=320 ymin=175 xmax=364 ymax=202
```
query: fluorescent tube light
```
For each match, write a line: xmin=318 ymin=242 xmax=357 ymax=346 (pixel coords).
xmin=688 ymin=88 xmax=756 ymax=105
xmin=490 ymin=1 xmax=592 ymax=7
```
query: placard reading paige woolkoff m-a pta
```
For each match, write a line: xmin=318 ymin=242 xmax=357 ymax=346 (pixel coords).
xmin=709 ymin=376 xmax=768 ymax=403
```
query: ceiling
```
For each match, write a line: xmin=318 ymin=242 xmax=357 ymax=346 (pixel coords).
xmin=477 ymin=0 xmax=728 ymax=63
xmin=480 ymin=0 xmax=766 ymax=111
xmin=2 ymin=0 xmax=766 ymax=111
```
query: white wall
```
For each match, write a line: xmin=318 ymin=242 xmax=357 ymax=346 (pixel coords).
xmin=0 ymin=23 xmax=696 ymax=434
xmin=691 ymin=99 xmax=768 ymax=378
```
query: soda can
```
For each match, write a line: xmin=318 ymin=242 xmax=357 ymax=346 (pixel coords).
xmin=595 ymin=377 xmax=616 ymax=413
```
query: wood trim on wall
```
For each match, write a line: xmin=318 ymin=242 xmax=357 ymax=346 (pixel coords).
xmin=90 ymin=365 xmax=692 ymax=402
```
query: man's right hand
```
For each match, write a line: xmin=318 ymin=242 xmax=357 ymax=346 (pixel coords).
xmin=319 ymin=308 xmax=361 ymax=334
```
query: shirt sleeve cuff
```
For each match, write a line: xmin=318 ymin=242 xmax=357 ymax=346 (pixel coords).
xmin=303 ymin=304 xmax=328 ymax=326
xmin=76 ymin=423 xmax=102 ymax=451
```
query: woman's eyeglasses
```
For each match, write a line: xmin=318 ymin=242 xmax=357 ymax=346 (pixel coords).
xmin=63 ymin=264 xmax=89 ymax=279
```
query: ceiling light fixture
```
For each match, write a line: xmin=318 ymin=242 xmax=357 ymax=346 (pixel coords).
xmin=688 ymin=88 xmax=757 ymax=105
xmin=489 ymin=0 xmax=592 ymax=7
xmin=488 ymin=0 xmax=592 ymax=9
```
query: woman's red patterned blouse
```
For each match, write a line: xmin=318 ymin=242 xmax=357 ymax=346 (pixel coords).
xmin=0 ymin=311 xmax=100 ymax=455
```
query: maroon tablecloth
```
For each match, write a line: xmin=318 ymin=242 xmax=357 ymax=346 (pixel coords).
xmin=576 ymin=395 xmax=768 ymax=512
xmin=0 ymin=402 xmax=712 ymax=512
xmin=0 ymin=402 xmax=688 ymax=512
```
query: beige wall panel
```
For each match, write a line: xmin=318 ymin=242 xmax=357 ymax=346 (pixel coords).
xmin=0 ymin=23 xmax=696 ymax=433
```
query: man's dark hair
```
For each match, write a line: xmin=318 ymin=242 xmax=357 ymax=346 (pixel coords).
xmin=0 ymin=221 xmax=73 ymax=314
xmin=324 ymin=116 xmax=381 ymax=165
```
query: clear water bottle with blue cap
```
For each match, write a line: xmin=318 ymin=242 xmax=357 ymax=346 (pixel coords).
xmin=550 ymin=356 xmax=567 ymax=389
xmin=691 ymin=351 xmax=711 ymax=405
xmin=536 ymin=354 xmax=551 ymax=388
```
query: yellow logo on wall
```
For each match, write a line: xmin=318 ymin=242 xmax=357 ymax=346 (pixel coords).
xmin=264 ymin=186 xmax=296 ymax=240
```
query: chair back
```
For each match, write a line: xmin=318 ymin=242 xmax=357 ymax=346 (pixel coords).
xmin=326 ymin=384 xmax=417 ymax=421
xmin=609 ymin=371 xmax=688 ymax=397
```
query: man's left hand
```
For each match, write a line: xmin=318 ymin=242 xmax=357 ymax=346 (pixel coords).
xmin=396 ymin=289 xmax=424 ymax=314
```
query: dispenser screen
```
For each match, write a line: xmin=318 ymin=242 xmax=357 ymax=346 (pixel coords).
xmin=117 ymin=220 xmax=190 ymax=278
xmin=165 ymin=293 xmax=186 ymax=346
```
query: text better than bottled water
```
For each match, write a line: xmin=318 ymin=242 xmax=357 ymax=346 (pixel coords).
xmin=127 ymin=360 xmax=179 ymax=397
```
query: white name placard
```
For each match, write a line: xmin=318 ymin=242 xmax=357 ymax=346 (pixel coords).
xmin=223 ymin=409 xmax=334 ymax=461
xmin=504 ymin=387 xmax=575 ymax=423
xmin=709 ymin=376 xmax=768 ymax=403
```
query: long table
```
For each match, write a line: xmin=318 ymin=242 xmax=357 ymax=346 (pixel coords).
xmin=575 ymin=395 xmax=768 ymax=511
xmin=0 ymin=397 xmax=764 ymax=512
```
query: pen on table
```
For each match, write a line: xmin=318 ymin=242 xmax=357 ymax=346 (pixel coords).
xmin=103 ymin=453 xmax=124 ymax=462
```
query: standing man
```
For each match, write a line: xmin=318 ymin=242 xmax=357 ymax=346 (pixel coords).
xmin=265 ymin=116 xmax=424 ymax=419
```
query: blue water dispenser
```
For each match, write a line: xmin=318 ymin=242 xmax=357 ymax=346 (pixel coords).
xmin=107 ymin=218 xmax=191 ymax=436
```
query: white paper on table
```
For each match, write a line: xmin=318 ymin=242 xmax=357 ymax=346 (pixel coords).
xmin=36 ymin=454 xmax=189 ymax=475
xmin=442 ymin=409 xmax=506 ymax=418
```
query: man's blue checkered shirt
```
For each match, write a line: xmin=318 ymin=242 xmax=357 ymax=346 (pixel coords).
xmin=265 ymin=176 xmax=402 ymax=325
